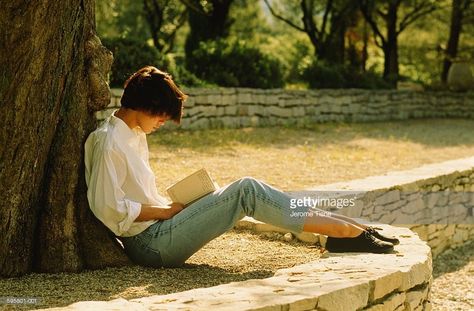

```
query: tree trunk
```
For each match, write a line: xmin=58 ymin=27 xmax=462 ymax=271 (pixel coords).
xmin=383 ymin=1 xmax=399 ymax=86
xmin=322 ymin=14 xmax=347 ymax=65
xmin=0 ymin=0 xmax=132 ymax=277
xmin=184 ymin=0 xmax=234 ymax=61
xmin=441 ymin=0 xmax=465 ymax=83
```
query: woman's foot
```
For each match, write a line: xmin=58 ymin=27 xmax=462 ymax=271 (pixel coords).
xmin=366 ymin=227 xmax=400 ymax=245
xmin=325 ymin=230 xmax=394 ymax=253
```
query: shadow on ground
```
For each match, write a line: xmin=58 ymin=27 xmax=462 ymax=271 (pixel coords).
xmin=432 ymin=239 xmax=474 ymax=278
xmin=0 ymin=264 xmax=274 ymax=310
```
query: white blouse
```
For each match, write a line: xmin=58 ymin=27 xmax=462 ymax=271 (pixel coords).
xmin=84 ymin=111 xmax=168 ymax=237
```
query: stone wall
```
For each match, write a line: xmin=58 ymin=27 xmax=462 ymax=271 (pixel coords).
xmin=41 ymin=225 xmax=433 ymax=311
xmin=98 ymin=88 xmax=474 ymax=129
xmin=309 ymin=156 xmax=474 ymax=258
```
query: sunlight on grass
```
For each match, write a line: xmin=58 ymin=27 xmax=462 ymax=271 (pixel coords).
xmin=148 ymin=119 xmax=474 ymax=193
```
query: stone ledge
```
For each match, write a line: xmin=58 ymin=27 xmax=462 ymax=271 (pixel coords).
xmin=41 ymin=225 xmax=432 ymax=311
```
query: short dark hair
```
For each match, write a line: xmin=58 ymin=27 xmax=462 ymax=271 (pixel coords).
xmin=120 ymin=66 xmax=187 ymax=123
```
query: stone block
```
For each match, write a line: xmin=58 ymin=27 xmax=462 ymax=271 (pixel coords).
xmin=215 ymin=106 xmax=225 ymax=116
xmin=188 ymin=118 xmax=209 ymax=129
xmin=292 ymin=106 xmax=305 ymax=117
xmin=224 ymin=105 xmax=238 ymax=115
xmin=365 ymin=292 xmax=406 ymax=311
xmin=237 ymin=90 xmax=253 ymax=104
xmin=410 ymin=225 xmax=429 ymax=241
xmin=248 ymin=105 xmax=265 ymax=116
xmin=268 ymin=106 xmax=292 ymax=118
xmin=375 ymin=190 xmax=401 ymax=206
xmin=201 ymin=105 xmax=217 ymax=117
xmin=201 ymin=94 xmax=222 ymax=106
xmin=250 ymin=116 xmax=260 ymax=127
xmin=452 ymin=228 xmax=468 ymax=243
xmin=317 ymin=282 xmax=370 ymax=311
xmin=424 ymin=192 xmax=440 ymax=209
xmin=401 ymin=198 xmax=425 ymax=215
xmin=237 ymin=105 xmax=248 ymax=116
xmin=404 ymin=285 xmax=429 ymax=311
xmin=371 ymin=271 xmax=403 ymax=301
xmin=378 ymin=213 xmax=397 ymax=224
xmin=399 ymin=261 xmax=431 ymax=291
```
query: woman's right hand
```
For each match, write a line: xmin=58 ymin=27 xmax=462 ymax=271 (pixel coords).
xmin=167 ymin=202 xmax=184 ymax=219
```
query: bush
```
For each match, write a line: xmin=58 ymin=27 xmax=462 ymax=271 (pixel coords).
xmin=162 ymin=54 xmax=209 ymax=88
xmin=301 ymin=61 xmax=392 ymax=89
xmin=102 ymin=37 xmax=164 ymax=87
xmin=187 ymin=39 xmax=285 ymax=89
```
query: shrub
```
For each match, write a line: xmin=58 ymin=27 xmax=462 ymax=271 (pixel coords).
xmin=301 ymin=61 xmax=346 ymax=89
xmin=301 ymin=61 xmax=392 ymax=89
xmin=102 ymin=37 xmax=164 ymax=87
xmin=163 ymin=54 xmax=209 ymax=87
xmin=187 ymin=39 xmax=285 ymax=89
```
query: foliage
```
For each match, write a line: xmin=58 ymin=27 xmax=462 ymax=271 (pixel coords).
xmin=187 ymin=39 xmax=285 ymax=88
xmin=102 ymin=37 xmax=164 ymax=87
xmin=94 ymin=0 xmax=474 ymax=89
xmin=143 ymin=0 xmax=187 ymax=53
xmin=163 ymin=54 xmax=209 ymax=87
xmin=301 ymin=61 xmax=392 ymax=89
xmin=96 ymin=0 xmax=149 ymax=41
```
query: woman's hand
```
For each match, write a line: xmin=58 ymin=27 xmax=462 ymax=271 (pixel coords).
xmin=135 ymin=202 xmax=185 ymax=221
xmin=167 ymin=202 xmax=184 ymax=219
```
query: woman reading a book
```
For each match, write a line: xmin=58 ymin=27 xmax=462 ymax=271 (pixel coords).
xmin=84 ymin=66 xmax=399 ymax=268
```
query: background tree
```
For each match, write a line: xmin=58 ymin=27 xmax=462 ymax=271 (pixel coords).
xmin=0 ymin=0 xmax=131 ymax=277
xmin=441 ymin=0 xmax=474 ymax=82
xmin=359 ymin=0 xmax=438 ymax=85
xmin=264 ymin=0 xmax=359 ymax=65
xmin=143 ymin=0 xmax=188 ymax=54
xmin=180 ymin=0 xmax=235 ymax=59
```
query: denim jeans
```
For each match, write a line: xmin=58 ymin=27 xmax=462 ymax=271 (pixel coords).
xmin=118 ymin=177 xmax=308 ymax=268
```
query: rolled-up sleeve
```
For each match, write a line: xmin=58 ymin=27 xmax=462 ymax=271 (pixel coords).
xmin=86 ymin=146 xmax=142 ymax=236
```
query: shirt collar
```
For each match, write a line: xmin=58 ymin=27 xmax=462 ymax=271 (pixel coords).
xmin=108 ymin=110 xmax=145 ymax=140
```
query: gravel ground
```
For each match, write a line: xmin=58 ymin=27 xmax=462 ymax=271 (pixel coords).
xmin=0 ymin=229 xmax=472 ymax=310
xmin=0 ymin=229 xmax=324 ymax=310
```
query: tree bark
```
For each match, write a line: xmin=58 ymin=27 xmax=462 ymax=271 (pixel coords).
xmin=383 ymin=1 xmax=399 ymax=85
xmin=0 ymin=0 xmax=132 ymax=277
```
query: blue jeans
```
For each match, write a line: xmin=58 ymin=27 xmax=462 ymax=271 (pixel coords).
xmin=118 ymin=177 xmax=308 ymax=268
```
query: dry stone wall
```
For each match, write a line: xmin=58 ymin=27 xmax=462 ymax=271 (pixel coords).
xmin=97 ymin=88 xmax=474 ymax=129
xmin=311 ymin=156 xmax=474 ymax=258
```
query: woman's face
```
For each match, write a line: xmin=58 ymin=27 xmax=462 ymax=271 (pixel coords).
xmin=136 ymin=111 xmax=169 ymax=134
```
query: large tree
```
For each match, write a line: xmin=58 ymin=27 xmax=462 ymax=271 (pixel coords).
xmin=359 ymin=0 xmax=438 ymax=85
xmin=0 ymin=0 xmax=132 ymax=277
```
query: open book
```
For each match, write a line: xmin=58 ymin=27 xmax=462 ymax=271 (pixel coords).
xmin=166 ymin=169 xmax=219 ymax=206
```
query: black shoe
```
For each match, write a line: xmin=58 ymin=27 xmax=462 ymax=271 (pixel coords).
xmin=325 ymin=230 xmax=394 ymax=253
xmin=366 ymin=227 xmax=400 ymax=245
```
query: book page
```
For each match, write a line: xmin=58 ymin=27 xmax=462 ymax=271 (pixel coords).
xmin=166 ymin=169 xmax=217 ymax=205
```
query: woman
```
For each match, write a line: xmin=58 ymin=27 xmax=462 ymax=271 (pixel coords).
xmin=84 ymin=66 xmax=399 ymax=268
